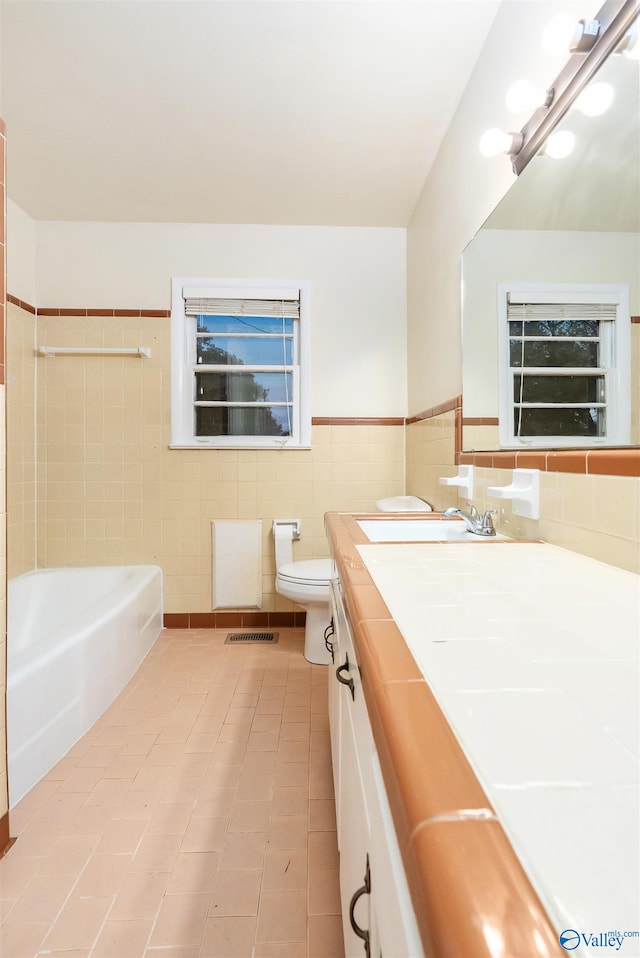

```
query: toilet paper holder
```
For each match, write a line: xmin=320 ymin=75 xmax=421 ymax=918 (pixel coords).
xmin=272 ymin=519 xmax=301 ymax=540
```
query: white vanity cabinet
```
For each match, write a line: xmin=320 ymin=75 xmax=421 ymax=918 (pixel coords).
xmin=368 ymin=754 xmax=425 ymax=958
xmin=324 ymin=513 xmax=639 ymax=955
xmin=328 ymin=576 xmax=423 ymax=958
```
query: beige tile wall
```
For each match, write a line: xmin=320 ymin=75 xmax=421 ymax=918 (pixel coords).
xmin=407 ymin=413 xmax=640 ymax=575
xmin=1 ymin=118 xmax=7 ymax=826
xmin=470 ymin=468 xmax=640 ymax=574
xmin=32 ymin=313 xmax=404 ymax=613
xmin=406 ymin=412 xmax=459 ymax=514
xmin=9 ymin=307 xmax=636 ymax=623
xmin=6 ymin=302 xmax=37 ymax=578
xmin=0 ymin=386 xmax=6 ymax=820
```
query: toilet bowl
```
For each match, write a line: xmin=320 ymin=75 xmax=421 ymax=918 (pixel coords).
xmin=273 ymin=521 xmax=332 ymax=665
xmin=276 ymin=559 xmax=332 ymax=665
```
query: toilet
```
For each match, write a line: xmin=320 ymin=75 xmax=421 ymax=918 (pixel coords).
xmin=273 ymin=521 xmax=332 ymax=665
xmin=273 ymin=498 xmax=431 ymax=665
xmin=375 ymin=496 xmax=432 ymax=512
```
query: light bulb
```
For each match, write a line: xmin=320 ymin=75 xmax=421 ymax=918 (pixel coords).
xmin=479 ymin=128 xmax=512 ymax=157
xmin=544 ymin=130 xmax=576 ymax=159
xmin=618 ymin=23 xmax=640 ymax=60
xmin=479 ymin=128 xmax=522 ymax=157
xmin=573 ymin=82 xmax=614 ymax=117
xmin=506 ymin=79 xmax=546 ymax=114
xmin=542 ymin=14 xmax=577 ymax=56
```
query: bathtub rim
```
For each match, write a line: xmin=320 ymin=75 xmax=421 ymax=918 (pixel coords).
xmin=7 ymin=564 xmax=163 ymax=669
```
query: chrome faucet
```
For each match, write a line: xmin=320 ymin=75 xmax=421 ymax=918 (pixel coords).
xmin=442 ymin=503 xmax=497 ymax=536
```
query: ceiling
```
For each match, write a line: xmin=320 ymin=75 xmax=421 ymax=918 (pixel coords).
xmin=0 ymin=0 xmax=500 ymax=226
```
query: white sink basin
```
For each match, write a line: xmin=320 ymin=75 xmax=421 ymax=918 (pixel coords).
xmin=357 ymin=519 xmax=508 ymax=542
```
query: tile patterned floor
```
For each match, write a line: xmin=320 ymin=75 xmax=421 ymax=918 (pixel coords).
xmin=0 ymin=629 xmax=345 ymax=958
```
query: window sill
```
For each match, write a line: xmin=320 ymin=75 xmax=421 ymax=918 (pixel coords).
xmin=169 ymin=443 xmax=312 ymax=451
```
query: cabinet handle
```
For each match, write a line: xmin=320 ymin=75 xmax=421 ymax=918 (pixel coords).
xmin=349 ymin=854 xmax=371 ymax=958
xmin=336 ymin=654 xmax=355 ymax=700
xmin=324 ymin=618 xmax=335 ymax=661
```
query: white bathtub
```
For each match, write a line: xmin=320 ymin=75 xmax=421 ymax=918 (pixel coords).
xmin=7 ymin=565 xmax=163 ymax=808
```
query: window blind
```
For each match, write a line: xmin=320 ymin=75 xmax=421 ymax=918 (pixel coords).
xmin=183 ymin=287 xmax=300 ymax=319
xmin=506 ymin=302 xmax=617 ymax=321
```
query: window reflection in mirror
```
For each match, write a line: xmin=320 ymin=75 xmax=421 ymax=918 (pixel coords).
xmin=461 ymin=40 xmax=639 ymax=452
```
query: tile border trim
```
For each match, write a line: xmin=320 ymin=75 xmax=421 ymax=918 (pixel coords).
xmin=324 ymin=511 xmax=561 ymax=958
xmin=462 ymin=417 xmax=499 ymax=426
xmin=37 ymin=308 xmax=171 ymax=317
xmin=7 ymin=295 xmax=169 ymax=318
xmin=163 ymin=610 xmax=305 ymax=629
xmin=407 ymin=395 xmax=640 ymax=477
xmin=6 ymin=294 xmax=35 ymax=314
xmin=457 ymin=447 xmax=640 ymax=476
xmin=0 ymin=811 xmax=13 ymax=857
xmin=406 ymin=395 xmax=462 ymax=425
xmin=312 ymin=417 xmax=404 ymax=425
xmin=19 ymin=305 xmax=640 ymax=324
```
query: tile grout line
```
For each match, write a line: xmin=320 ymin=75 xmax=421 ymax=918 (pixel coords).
xmin=2 ymin=630 xmax=342 ymax=957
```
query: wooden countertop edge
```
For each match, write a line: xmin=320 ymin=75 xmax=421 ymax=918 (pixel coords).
xmin=324 ymin=511 xmax=564 ymax=958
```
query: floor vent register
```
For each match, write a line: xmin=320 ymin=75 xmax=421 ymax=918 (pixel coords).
xmin=224 ymin=631 xmax=279 ymax=644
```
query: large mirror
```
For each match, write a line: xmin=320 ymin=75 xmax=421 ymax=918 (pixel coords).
xmin=461 ymin=29 xmax=639 ymax=452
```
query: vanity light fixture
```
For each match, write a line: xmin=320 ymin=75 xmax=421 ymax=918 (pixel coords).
xmin=569 ymin=17 xmax=601 ymax=52
xmin=505 ymin=79 xmax=554 ymax=115
xmin=479 ymin=126 xmax=576 ymax=161
xmin=542 ymin=14 xmax=601 ymax=55
xmin=504 ymin=78 xmax=614 ymax=122
xmin=481 ymin=0 xmax=639 ymax=175
xmin=542 ymin=13 xmax=581 ymax=55
xmin=479 ymin=128 xmax=524 ymax=157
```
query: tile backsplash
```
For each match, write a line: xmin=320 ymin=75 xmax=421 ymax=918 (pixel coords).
xmin=1 ymin=117 xmax=7 ymax=830
xmin=407 ymin=412 xmax=640 ymax=575
xmin=6 ymin=303 xmax=36 ymax=578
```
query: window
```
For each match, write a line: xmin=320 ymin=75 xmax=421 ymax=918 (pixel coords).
xmin=171 ymin=279 xmax=311 ymax=448
xmin=498 ymin=283 xmax=630 ymax=448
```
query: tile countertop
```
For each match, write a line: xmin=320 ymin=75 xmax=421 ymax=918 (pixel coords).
xmin=325 ymin=513 xmax=640 ymax=958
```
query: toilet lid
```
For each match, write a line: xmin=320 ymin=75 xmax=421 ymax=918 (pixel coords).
xmin=278 ymin=558 xmax=332 ymax=586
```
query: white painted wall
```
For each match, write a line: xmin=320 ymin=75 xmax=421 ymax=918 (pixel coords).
xmin=406 ymin=0 xmax=592 ymax=413
xmin=33 ymin=221 xmax=407 ymax=417
xmin=8 ymin=0 xmax=603 ymax=420
xmin=6 ymin=199 xmax=36 ymax=305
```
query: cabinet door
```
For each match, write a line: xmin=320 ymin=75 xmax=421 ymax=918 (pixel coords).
xmin=339 ymin=669 xmax=372 ymax=958
xmin=330 ymin=578 xmax=374 ymax=956
xmin=368 ymin=753 xmax=424 ymax=958
xmin=331 ymin=579 xmax=374 ymax=802
xmin=328 ymin=582 xmax=342 ymax=841
xmin=329 ymin=573 xmax=421 ymax=958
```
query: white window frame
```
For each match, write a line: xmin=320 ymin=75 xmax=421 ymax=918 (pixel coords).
xmin=498 ymin=283 xmax=631 ymax=449
xmin=171 ymin=277 xmax=311 ymax=449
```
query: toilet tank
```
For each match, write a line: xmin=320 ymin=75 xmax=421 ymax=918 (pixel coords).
xmin=375 ymin=496 xmax=432 ymax=513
